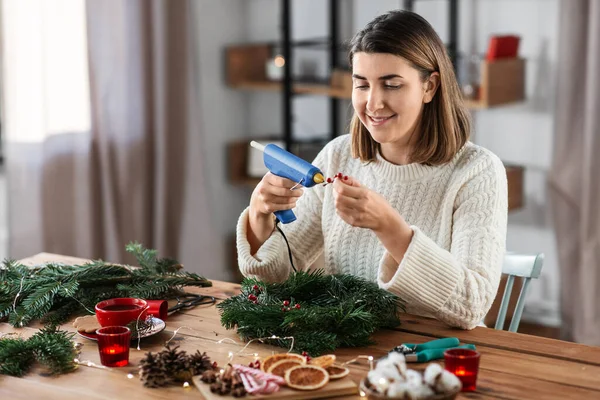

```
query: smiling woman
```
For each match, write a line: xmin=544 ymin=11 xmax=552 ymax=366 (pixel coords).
xmin=347 ymin=11 xmax=470 ymax=167
xmin=236 ymin=10 xmax=508 ymax=330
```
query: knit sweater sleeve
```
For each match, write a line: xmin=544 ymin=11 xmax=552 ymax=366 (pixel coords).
xmin=235 ymin=146 xmax=331 ymax=283
xmin=377 ymin=153 xmax=508 ymax=329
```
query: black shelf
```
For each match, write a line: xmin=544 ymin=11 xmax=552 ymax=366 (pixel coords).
xmin=277 ymin=0 xmax=460 ymax=152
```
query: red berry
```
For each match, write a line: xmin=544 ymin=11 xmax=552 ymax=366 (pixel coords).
xmin=282 ymin=307 xmax=287 ymax=312
xmin=283 ymin=300 xmax=290 ymax=306
xmin=343 ymin=175 xmax=348 ymax=180
xmin=326 ymin=177 xmax=332 ymax=183
xmin=212 ymin=361 xmax=218 ymax=369
xmin=337 ymin=172 xmax=343 ymax=178
xmin=248 ymin=362 xmax=254 ymax=368
xmin=255 ymin=361 xmax=261 ymax=368
xmin=252 ymin=284 xmax=260 ymax=292
xmin=248 ymin=294 xmax=257 ymax=301
xmin=295 ymin=303 xmax=301 ymax=309
xmin=302 ymin=351 xmax=311 ymax=362
xmin=253 ymin=300 xmax=258 ymax=304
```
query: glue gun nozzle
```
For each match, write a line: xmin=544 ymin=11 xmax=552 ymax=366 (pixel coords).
xmin=313 ymin=173 xmax=325 ymax=184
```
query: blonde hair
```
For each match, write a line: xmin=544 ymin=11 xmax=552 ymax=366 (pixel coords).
xmin=348 ymin=10 xmax=471 ymax=165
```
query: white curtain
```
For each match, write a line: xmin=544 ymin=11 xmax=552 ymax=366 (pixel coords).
xmin=1 ymin=0 xmax=218 ymax=277
xmin=2 ymin=0 xmax=95 ymax=258
xmin=549 ymin=0 xmax=600 ymax=345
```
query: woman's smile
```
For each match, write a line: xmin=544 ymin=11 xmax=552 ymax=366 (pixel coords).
xmin=367 ymin=114 xmax=397 ymax=126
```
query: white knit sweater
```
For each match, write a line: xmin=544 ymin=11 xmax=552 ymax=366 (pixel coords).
xmin=236 ymin=135 xmax=508 ymax=329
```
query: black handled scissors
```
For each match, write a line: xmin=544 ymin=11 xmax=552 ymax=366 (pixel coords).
xmin=168 ymin=293 xmax=216 ymax=314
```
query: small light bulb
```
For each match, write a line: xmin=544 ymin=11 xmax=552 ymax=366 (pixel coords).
xmin=73 ymin=358 xmax=80 ymax=363
xmin=360 ymin=390 xmax=366 ymax=397
xmin=368 ymin=356 xmax=374 ymax=361
xmin=274 ymin=55 xmax=285 ymax=67
xmin=220 ymin=369 xmax=225 ymax=374
xmin=271 ymin=335 xmax=277 ymax=339
xmin=183 ymin=382 xmax=190 ymax=388
xmin=87 ymin=361 xmax=93 ymax=367
xmin=127 ymin=373 xmax=134 ymax=379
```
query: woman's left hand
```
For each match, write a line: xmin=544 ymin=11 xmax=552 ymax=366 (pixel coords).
xmin=332 ymin=175 xmax=398 ymax=232
xmin=333 ymin=175 xmax=414 ymax=264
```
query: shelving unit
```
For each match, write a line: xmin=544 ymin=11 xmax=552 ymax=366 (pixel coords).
xmin=225 ymin=0 xmax=526 ymax=211
xmin=228 ymin=56 xmax=526 ymax=108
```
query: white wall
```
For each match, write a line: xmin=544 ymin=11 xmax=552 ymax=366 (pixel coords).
xmin=193 ymin=0 xmax=253 ymax=281
xmin=200 ymin=0 xmax=561 ymax=325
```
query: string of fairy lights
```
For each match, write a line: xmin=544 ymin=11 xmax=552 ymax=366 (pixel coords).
xmin=62 ymin=324 xmax=377 ymax=391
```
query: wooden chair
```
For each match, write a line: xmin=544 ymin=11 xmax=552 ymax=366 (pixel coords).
xmin=494 ymin=253 xmax=545 ymax=332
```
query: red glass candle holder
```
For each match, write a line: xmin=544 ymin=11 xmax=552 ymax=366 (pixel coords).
xmin=146 ymin=299 xmax=168 ymax=320
xmin=96 ymin=326 xmax=131 ymax=367
xmin=444 ymin=348 xmax=481 ymax=392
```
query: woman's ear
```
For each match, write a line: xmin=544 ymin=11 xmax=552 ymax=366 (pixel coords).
xmin=423 ymin=72 xmax=440 ymax=103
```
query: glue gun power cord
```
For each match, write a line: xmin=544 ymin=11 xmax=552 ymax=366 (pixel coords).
xmin=275 ymin=219 xmax=297 ymax=273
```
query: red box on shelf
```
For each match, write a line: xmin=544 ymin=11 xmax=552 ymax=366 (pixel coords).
xmin=486 ymin=35 xmax=520 ymax=61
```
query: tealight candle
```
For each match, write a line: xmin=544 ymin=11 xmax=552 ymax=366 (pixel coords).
xmin=96 ymin=326 xmax=131 ymax=367
xmin=444 ymin=348 xmax=481 ymax=392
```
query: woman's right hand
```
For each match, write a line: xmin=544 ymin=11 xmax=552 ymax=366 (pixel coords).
xmin=247 ymin=172 xmax=304 ymax=253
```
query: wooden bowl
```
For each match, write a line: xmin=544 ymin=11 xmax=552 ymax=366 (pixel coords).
xmin=359 ymin=379 xmax=460 ymax=400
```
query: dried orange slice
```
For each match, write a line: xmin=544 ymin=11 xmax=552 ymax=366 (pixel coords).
xmin=267 ymin=358 xmax=304 ymax=377
xmin=326 ymin=364 xmax=350 ymax=380
xmin=285 ymin=365 xmax=329 ymax=391
xmin=309 ymin=354 xmax=336 ymax=368
xmin=261 ymin=353 xmax=306 ymax=372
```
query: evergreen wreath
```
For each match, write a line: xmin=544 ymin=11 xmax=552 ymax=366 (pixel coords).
xmin=0 ymin=242 xmax=212 ymax=327
xmin=218 ymin=270 xmax=404 ymax=356
xmin=0 ymin=325 xmax=78 ymax=377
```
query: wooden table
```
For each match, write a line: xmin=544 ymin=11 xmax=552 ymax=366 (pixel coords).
xmin=2 ymin=254 xmax=600 ymax=400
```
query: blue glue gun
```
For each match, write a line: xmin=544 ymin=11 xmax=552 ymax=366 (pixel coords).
xmin=250 ymin=141 xmax=325 ymax=224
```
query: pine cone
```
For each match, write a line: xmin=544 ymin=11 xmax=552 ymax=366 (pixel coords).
xmin=201 ymin=370 xmax=217 ymax=383
xmin=159 ymin=344 xmax=191 ymax=382
xmin=189 ymin=350 xmax=213 ymax=375
xmin=138 ymin=352 xmax=169 ymax=388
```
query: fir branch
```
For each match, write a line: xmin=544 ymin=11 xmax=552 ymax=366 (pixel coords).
xmin=0 ymin=326 xmax=77 ymax=377
xmin=0 ymin=337 xmax=36 ymax=377
xmin=218 ymin=270 xmax=405 ymax=356
xmin=42 ymin=300 xmax=84 ymax=326
xmin=1 ymin=242 xmax=212 ymax=327
xmin=70 ymin=264 xmax=133 ymax=284
xmin=116 ymin=282 xmax=176 ymax=299
xmin=29 ymin=326 xmax=78 ymax=375
xmin=126 ymin=242 xmax=158 ymax=270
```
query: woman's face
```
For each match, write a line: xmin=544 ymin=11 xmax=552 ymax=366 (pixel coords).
xmin=351 ymin=52 xmax=437 ymax=160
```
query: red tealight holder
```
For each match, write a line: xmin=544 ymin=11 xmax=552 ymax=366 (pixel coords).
xmin=96 ymin=326 xmax=131 ymax=367
xmin=146 ymin=299 xmax=168 ymax=321
xmin=444 ymin=348 xmax=481 ymax=392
